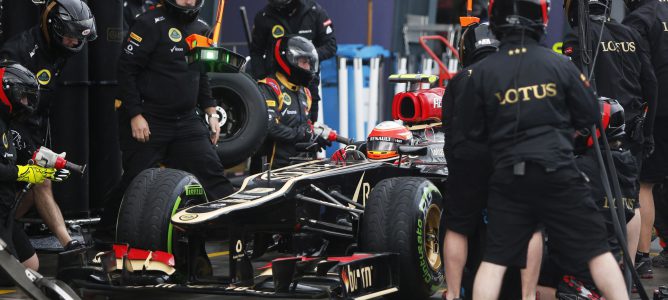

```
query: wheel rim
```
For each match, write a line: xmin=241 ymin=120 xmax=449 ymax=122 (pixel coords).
xmin=425 ymin=204 xmax=442 ymax=271
xmin=213 ymin=88 xmax=247 ymax=141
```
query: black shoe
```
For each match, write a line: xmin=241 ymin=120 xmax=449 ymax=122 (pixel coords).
xmin=63 ymin=239 xmax=85 ymax=252
xmin=636 ymin=256 xmax=654 ymax=279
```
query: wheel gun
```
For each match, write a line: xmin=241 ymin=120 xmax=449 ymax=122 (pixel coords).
xmin=31 ymin=146 xmax=87 ymax=174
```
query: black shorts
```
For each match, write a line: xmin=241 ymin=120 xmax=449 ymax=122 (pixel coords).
xmin=576 ymin=150 xmax=639 ymax=214
xmin=12 ymin=223 xmax=34 ymax=263
xmin=484 ymin=163 xmax=609 ymax=271
xmin=641 ymin=117 xmax=668 ymax=183
xmin=444 ymin=156 xmax=492 ymax=236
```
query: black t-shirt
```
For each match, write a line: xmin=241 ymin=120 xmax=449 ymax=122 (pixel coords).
xmin=624 ymin=0 xmax=668 ymax=117
xmin=564 ymin=18 xmax=657 ymax=136
xmin=465 ymin=35 xmax=599 ymax=170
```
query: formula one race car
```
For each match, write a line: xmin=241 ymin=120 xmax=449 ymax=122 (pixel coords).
xmin=57 ymin=74 xmax=447 ymax=299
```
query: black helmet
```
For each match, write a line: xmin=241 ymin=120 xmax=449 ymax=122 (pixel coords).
xmin=162 ymin=0 xmax=204 ymax=23
xmin=624 ymin=0 xmax=640 ymax=10
xmin=574 ymin=97 xmax=625 ymax=152
xmin=0 ymin=62 xmax=39 ymax=118
xmin=459 ymin=22 xmax=500 ymax=68
xmin=274 ymin=36 xmax=318 ymax=86
xmin=564 ymin=0 xmax=610 ymax=27
xmin=268 ymin=0 xmax=293 ymax=9
xmin=42 ymin=0 xmax=97 ymax=56
xmin=489 ymin=0 xmax=550 ymax=39
xmin=267 ymin=0 xmax=300 ymax=15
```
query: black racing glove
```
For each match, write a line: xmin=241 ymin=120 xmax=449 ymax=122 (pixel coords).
xmin=309 ymin=101 xmax=319 ymax=123
xmin=315 ymin=136 xmax=332 ymax=151
xmin=296 ymin=123 xmax=315 ymax=142
xmin=644 ymin=135 xmax=655 ymax=159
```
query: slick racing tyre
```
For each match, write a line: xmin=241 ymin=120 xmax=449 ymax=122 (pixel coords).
xmin=387 ymin=177 xmax=444 ymax=299
xmin=209 ymin=73 xmax=268 ymax=168
xmin=359 ymin=178 xmax=397 ymax=252
xmin=116 ymin=168 xmax=207 ymax=254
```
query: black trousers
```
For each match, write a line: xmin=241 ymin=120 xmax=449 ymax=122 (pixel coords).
xmin=100 ymin=111 xmax=233 ymax=229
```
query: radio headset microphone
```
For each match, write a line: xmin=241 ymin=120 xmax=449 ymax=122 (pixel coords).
xmin=578 ymin=1 xmax=647 ymax=298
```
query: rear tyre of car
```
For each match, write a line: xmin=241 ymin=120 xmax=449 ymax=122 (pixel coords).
xmin=387 ymin=177 xmax=444 ymax=299
xmin=116 ymin=168 xmax=211 ymax=275
xmin=359 ymin=178 xmax=397 ymax=252
xmin=209 ymin=73 xmax=268 ymax=168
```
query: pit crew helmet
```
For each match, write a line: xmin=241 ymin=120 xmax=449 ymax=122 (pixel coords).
xmin=41 ymin=0 xmax=97 ymax=56
xmin=459 ymin=22 xmax=500 ymax=68
xmin=0 ymin=61 xmax=40 ymax=118
xmin=274 ymin=35 xmax=319 ymax=86
xmin=574 ymin=97 xmax=625 ymax=152
xmin=565 ymin=0 xmax=610 ymax=27
xmin=489 ymin=0 xmax=550 ymax=39
xmin=268 ymin=0 xmax=293 ymax=9
xmin=366 ymin=121 xmax=413 ymax=160
xmin=162 ymin=0 xmax=205 ymax=23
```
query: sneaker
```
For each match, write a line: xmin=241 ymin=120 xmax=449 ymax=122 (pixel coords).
xmin=654 ymin=250 xmax=668 ymax=268
xmin=63 ymin=239 xmax=85 ymax=252
xmin=636 ymin=256 xmax=654 ymax=279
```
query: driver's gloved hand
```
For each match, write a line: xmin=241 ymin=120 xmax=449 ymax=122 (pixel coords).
xmin=296 ymin=123 xmax=315 ymax=142
xmin=644 ymin=135 xmax=655 ymax=159
xmin=315 ymin=136 xmax=332 ymax=151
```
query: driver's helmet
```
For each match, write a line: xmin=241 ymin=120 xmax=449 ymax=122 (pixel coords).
xmin=366 ymin=121 xmax=413 ymax=160
xmin=0 ymin=61 xmax=40 ymax=118
xmin=273 ymin=35 xmax=318 ymax=86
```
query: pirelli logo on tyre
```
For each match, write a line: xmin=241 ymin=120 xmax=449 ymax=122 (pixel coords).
xmin=179 ymin=213 xmax=198 ymax=221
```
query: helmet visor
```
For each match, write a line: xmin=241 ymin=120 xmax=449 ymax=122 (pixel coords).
xmin=54 ymin=18 xmax=97 ymax=41
xmin=9 ymin=84 xmax=39 ymax=112
xmin=286 ymin=38 xmax=319 ymax=73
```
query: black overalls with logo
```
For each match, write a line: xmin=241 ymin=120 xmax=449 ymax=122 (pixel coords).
xmin=100 ymin=6 xmax=233 ymax=229
xmin=258 ymin=72 xmax=313 ymax=169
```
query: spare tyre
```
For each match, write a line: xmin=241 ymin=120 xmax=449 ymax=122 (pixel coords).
xmin=387 ymin=177 xmax=444 ymax=299
xmin=209 ymin=72 xmax=268 ymax=168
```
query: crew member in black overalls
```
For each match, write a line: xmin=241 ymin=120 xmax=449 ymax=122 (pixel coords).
xmin=624 ymin=0 xmax=668 ymax=273
xmin=0 ymin=0 xmax=96 ymax=252
xmin=466 ymin=0 xmax=628 ymax=298
xmin=250 ymin=0 xmax=337 ymax=122
xmin=99 ymin=0 xmax=234 ymax=235
xmin=0 ymin=62 xmax=68 ymax=271
xmin=258 ymin=36 xmax=329 ymax=169
xmin=562 ymin=0 xmax=658 ymax=277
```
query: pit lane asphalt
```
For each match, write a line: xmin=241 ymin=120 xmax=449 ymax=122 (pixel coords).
xmin=0 ymin=240 xmax=664 ymax=299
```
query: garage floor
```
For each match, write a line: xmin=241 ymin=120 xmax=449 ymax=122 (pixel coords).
xmin=0 ymin=240 xmax=665 ymax=300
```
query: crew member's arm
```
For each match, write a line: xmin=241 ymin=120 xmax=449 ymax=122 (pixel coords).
xmin=117 ymin=17 xmax=158 ymax=119
xmin=313 ymin=7 xmax=337 ymax=62
xmin=564 ymin=63 xmax=599 ymax=131
xmin=260 ymin=85 xmax=310 ymax=143
xmin=117 ymin=16 xmax=158 ymax=142
xmin=636 ymin=35 xmax=658 ymax=138
xmin=562 ymin=28 xmax=583 ymax=69
xmin=249 ymin=12 xmax=269 ymax=80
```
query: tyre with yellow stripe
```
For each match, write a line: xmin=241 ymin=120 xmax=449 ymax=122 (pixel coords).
xmin=387 ymin=177 xmax=444 ymax=299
